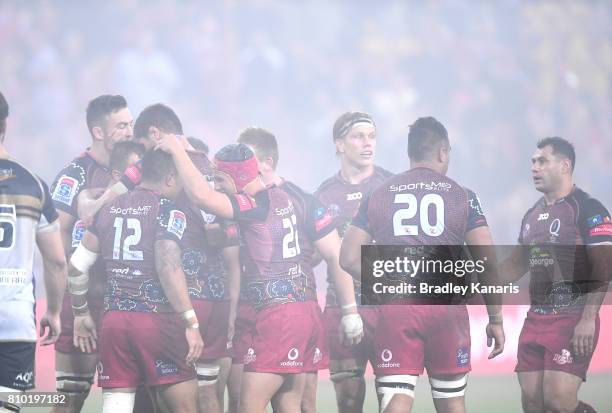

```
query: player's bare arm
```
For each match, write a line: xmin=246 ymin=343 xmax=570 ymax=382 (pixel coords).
xmin=154 ymin=238 xmax=204 ymax=364
xmin=36 ymin=219 xmax=68 ymax=345
xmin=68 ymin=230 xmax=100 ymax=353
xmin=316 ymin=229 xmax=364 ymax=345
xmin=465 ymin=225 xmax=505 ymax=359
xmin=223 ymin=245 xmax=241 ymax=345
xmin=339 ymin=224 xmax=372 ymax=281
xmin=57 ymin=209 xmax=77 ymax=255
xmin=572 ymin=244 xmax=612 ymax=357
xmin=156 ymin=132 xmax=234 ymax=218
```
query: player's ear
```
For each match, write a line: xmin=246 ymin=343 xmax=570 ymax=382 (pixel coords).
xmin=561 ymin=158 xmax=572 ymax=175
xmin=91 ymin=125 xmax=104 ymax=142
xmin=334 ymin=138 xmax=344 ymax=155
xmin=148 ymin=126 xmax=160 ymax=142
xmin=111 ymin=169 xmax=121 ymax=182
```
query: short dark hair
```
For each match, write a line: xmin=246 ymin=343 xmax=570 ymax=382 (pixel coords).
xmin=537 ymin=137 xmax=576 ymax=171
xmin=86 ymin=95 xmax=128 ymax=136
xmin=133 ymin=103 xmax=183 ymax=140
xmin=109 ymin=141 xmax=145 ymax=173
xmin=333 ymin=111 xmax=375 ymax=141
xmin=0 ymin=91 xmax=8 ymax=138
xmin=237 ymin=127 xmax=279 ymax=169
xmin=407 ymin=117 xmax=449 ymax=162
xmin=186 ymin=137 xmax=209 ymax=155
xmin=140 ymin=149 xmax=176 ymax=183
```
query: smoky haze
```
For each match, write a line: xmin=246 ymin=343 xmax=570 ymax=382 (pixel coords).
xmin=1 ymin=0 xmax=611 ymax=244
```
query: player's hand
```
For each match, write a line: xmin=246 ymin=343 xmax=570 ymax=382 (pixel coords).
xmin=486 ymin=322 xmax=505 ymax=359
xmin=571 ymin=317 xmax=596 ymax=357
xmin=39 ymin=311 xmax=61 ymax=346
xmin=340 ymin=312 xmax=364 ymax=346
xmin=73 ymin=313 xmax=98 ymax=353
xmin=155 ymin=131 xmax=186 ymax=155
xmin=185 ymin=327 xmax=204 ymax=365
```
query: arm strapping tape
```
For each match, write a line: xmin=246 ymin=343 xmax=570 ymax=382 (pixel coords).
xmin=70 ymin=244 xmax=98 ymax=274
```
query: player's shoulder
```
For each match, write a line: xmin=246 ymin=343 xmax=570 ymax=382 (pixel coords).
xmin=569 ymin=187 xmax=610 ymax=217
xmin=314 ymin=172 xmax=342 ymax=197
xmin=373 ymin=165 xmax=394 ymax=180
xmin=0 ymin=158 xmax=47 ymax=200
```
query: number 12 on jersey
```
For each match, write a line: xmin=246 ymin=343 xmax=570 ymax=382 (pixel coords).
xmin=112 ymin=217 xmax=143 ymax=260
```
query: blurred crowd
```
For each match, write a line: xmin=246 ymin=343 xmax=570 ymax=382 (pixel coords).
xmin=1 ymin=0 xmax=611 ymax=243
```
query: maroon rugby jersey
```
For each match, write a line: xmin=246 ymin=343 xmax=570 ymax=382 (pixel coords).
xmin=176 ymin=151 xmax=238 ymax=301
xmin=51 ymin=150 xmax=113 ymax=298
xmin=315 ymin=166 xmax=392 ymax=306
xmin=280 ymin=180 xmax=337 ymax=302
xmin=228 ymin=186 xmax=306 ymax=309
xmin=92 ymin=187 xmax=188 ymax=313
xmin=353 ymin=167 xmax=487 ymax=245
xmin=518 ymin=187 xmax=612 ymax=312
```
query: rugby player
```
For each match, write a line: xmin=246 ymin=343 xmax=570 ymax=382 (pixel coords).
xmin=340 ymin=117 xmax=505 ymax=413
xmin=156 ymin=137 xmax=315 ymax=413
xmin=315 ymin=111 xmax=391 ymax=413
xmin=69 ymin=149 xmax=203 ymax=413
xmin=0 ymin=91 xmax=67 ymax=413
xmin=238 ymin=127 xmax=362 ymax=413
xmin=500 ymin=137 xmax=610 ymax=413
xmin=49 ymin=95 xmax=133 ymax=413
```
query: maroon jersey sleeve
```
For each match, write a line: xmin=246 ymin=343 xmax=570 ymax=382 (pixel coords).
xmin=156 ymin=198 xmax=188 ymax=243
xmin=577 ymin=196 xmax=612 ymax=245
xmin=228 ymin=192 xmax=269 ymax=222
xmin=465 ymin=188 xmax=488 ymax=231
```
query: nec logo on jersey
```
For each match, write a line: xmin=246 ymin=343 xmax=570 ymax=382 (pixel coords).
xmin=537 ymin=213 xmax=549 ymax=221
xmin=52 ymin=176 xmax=79 ymax=206
xmin=167 ymin=210 xmax=187 ymax=239
xmin=346 ymin=192 xmax=363 ymax=201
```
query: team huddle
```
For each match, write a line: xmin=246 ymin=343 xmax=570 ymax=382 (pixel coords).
xmin=0 ymin=91 xmax=610 ymax=413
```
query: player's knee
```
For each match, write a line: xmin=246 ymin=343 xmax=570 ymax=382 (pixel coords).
xmin=429 ymin=375 xmax=467 ymax=399
xmin=330 ymin=367 xmax=365 ymax=384
xmin=196 ymin=362 xmax=220 ymax=386
xmin=521 ymin=390 xmax=544 ymax=413
xmin=542 ymin=396 xmax=576 ymax=413
xmin=56 ymin=372 xmax=94 ymax=396
xmin=376 ymin=374 xmax=417 ymax=412
xmin=574 ymin=401 xmax=597 ymax=413
xmin=102 ymin=391 xmax=135 ymax=413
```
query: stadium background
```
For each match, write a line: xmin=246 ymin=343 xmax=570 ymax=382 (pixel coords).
xmin=1 ymin=1 xmax=610 ymax=411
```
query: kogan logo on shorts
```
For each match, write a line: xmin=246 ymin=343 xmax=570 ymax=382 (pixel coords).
xmin=553 ymin=349 xmax=573 ymax=365
xmin=155 ymin=359 xmax=179 ymax=377
xmin=376 ymin=349 xmax=400 ymax=369
xmin=244 ymin=348 xmax=256 ymax=365
xmin=346 ymin=192 xmax=363 ymax=201
xmin=281 ymin=348 xmax=303 ymax=367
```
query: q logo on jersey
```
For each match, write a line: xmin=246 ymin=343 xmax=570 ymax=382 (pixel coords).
xmin=52 ymin=176 xmax=79 ymax=206
xmin=167 ymin=210 xmax=187 ymax=239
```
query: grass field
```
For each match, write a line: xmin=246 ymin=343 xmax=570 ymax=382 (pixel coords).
xmin=22 ymin=373 xmax=612 ymax=412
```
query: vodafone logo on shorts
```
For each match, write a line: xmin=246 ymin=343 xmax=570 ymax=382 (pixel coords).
xmin=377 ymin=349 xmax=400 ymax=369
xmin=97 ymin=362 xmax=109 ymax=381
xmin=280 ymin=348 xmax=303 ymax=367
xmin=553 ymin=349 xmax=573 ymax=365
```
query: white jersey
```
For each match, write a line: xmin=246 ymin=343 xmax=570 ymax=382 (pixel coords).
xmin=0 ymin=158 xmax=58 ymax=342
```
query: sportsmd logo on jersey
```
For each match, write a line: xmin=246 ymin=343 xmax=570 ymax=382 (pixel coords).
xmin=167 ymin=210 xmax=187 ymax=239
xmin=52 ymin=176 xmax=79 ymax=206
